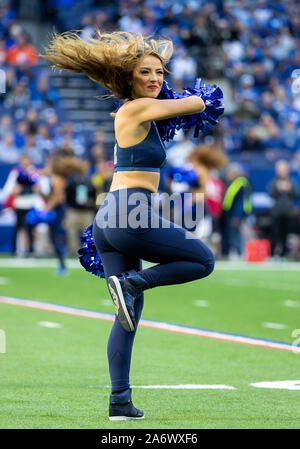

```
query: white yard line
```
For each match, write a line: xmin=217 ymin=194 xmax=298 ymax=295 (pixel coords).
xmin=38 ymin=321 xmax=62 ymax=328
xmin=262 ymin=322 xmax=287 ymax=330
xmin=1 ymin=295 xmax=300 ymax=354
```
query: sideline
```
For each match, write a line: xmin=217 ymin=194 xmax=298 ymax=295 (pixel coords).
xmin=1 ymin=295 xmax=299 ymax=354
xmin=0 ymin=257 xmax=300 ymax=270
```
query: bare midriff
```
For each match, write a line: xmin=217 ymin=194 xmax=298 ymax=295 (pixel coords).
xmin=109 ymin=170 xmax=160 ymax=193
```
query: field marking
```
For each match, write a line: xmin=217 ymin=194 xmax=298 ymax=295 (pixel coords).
xmin=1 ymin=295 xmax=300 ymax=354
xmin=284 ymin=300 xmax=300 ymax=308
xmin=250 ymin=380 xmax=300 ymax=390
xmin=1 ymin=258 xmax=300 ymax=271
xmin=38 ymin=321 xmax=62 ymax=328
xmin=125 ymin=385 xmax=236 ymax=390
xmin=262 ymin=322 xmax=287 ymax=330
xmin=0 ymin=329 xmax=5 ymax=353
xmin=193 ymin=300 xmax=209 ymax=307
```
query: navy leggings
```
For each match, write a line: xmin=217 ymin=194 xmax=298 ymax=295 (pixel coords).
xmin=49 ymin=204 xmax=66 ymax=268
xmin=93 ymin=188 xmax=215 ymax=393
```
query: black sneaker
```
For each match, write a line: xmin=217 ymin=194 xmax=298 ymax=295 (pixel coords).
xmin=109 ymin=388 xmax=144 ymax=421
xmin=107 ymin=270 xmax=149 ymax=332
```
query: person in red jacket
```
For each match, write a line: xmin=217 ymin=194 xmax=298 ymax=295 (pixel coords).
xmin=6 ymin=32 xmax=38 ymax=66
xmin=188 ymin=145 xmax=227 ymax=257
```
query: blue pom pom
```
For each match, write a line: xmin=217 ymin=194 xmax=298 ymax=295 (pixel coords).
xmin=168 ymin=166 xmax=199 ymax=187
xmin=16 ymin=168 xmax=39 ymax=186
xmin=156 ymin=78 xmax=224 ymax=141
xmin=26 ymin=208 xmax=56 ymax=226
xmin=77 ymin=224 xmax=105 ymax=278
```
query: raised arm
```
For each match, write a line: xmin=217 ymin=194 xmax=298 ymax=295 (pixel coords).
xmin=124 ymin=96 xmax=206 ymax=123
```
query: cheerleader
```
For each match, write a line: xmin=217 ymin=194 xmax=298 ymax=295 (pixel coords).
xmin=1 ymin=153 xmax=39 ymax=256
xmin=37 ymin=149 xmax=88 ymax=275
xmin=41 ymin=31 xmax=224 ymax=420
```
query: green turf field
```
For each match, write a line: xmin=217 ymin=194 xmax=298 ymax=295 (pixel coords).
xmin=0 ymin=260 xmax=300 ymax=429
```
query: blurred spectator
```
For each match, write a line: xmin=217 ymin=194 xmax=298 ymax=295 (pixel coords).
xmin=235 ymin=73 xmax=260 ymax=102
xmin=140 ymin=6 xmax=156 ymax=34
xmin=170 ymin=46 xmax=197 ymax=86
xmin=160 ymin=23 xmax=183 ymax=47
xmin=0 ymin=38 xmax=6 ymax=64
xmin=291 ymin=152 xmax=300 ymax=260
xmin=118 ymin=8 xmax=143 ymax=33
xmin=25 ymin=108 xmax=39 ymax=134
xmin=252 ymin=62 xmax=270 ymax=92
xmin=35 ymin=124 xmax=56 ymax=155
xmin=1 ymin=154 xmax=40 ymax=256
xmin=1 ymin=67 xmax=17 ymax=101
xmin=14 ymin=120 xmax=28 ymax=148
xmin=30 ymin=74 xmax=60 ymax=108
xmin=90 ymin=130 xmax=107 ymax=164
xmin=24 ymin=133 xmax=46 ymax=167
xmin=270 ymin=30 xmax=295 ymax=63
xmin=253 ymin=113 xmax=275 ymax=142
xmin=189 ymin=145 xmax=227 ymax=257
xmin=165 ymin=130 xmax=196 ymax=167
xmin=263 ymin=125 xmax=284 ymax=152
xmin=64 ymin=160 xmax=96 ymax=256
xmin=90 ymin=159 xmax=107 ymax=203
xmin=291 ymin=150 xmax=300 ymax=172
xmin=174 ymin=4 xmax=194 ymax=30
xmin=54 ymin=122 xmax=85 ymax=157
xmin=91 ymin=159 xmax=114 ymax=206
xmin=158 ymin=6 xmax=174 ymax=29
xmin=0 ymin=114 xmax=12 ymax=139
xmin=94 ymin=11 xmax=108 ymax=31
xmin=38 ymin=148 xmax=86 ymax=275
xmin=80 ymin=13 xmax=95 ymax=42
xmin=6 ymin=31 xmax=38 ymax=66
xmin=222 ymin=38 xmax=244 ymax=64
xmin=259 ymin=91 xmax=278 ymax=120
xmin=4 ymin=78 xmax=30 ymax=107
xmin=220 ymin=163 xmax=252 ymax=258
xmin=5 ymin=22 xmax=22 ymax=49
xmin=0 ymin=1 xmax=16 ymax=38
xmin=281 ymin=119 xmax=299 ymax=153
xmin=261 ymin=45 xmax=276 ymax=74
xmin=150 ymin=0 xmax=167 ymax=22
xmin=44 ymin=111 xmax=59 ymax=138
xmin=241 ymin=127 xmax=263 ymax=152
xmin=0 ymin=131 xmax=19 ymax=163
xmin=267 ymin=159 xmax=299 ymax=257
xmin=233 ymin=98 xmax=260 ymax=121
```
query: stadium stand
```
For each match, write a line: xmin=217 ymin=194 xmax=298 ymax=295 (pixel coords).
xmin=0 ymin=0 xmax=299 ymax=259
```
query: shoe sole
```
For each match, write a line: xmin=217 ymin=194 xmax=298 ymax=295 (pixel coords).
xmin=109 ymin=415 xmax=145 ymax=421
xmin=108 ymin=276 xmax=135 ymax=332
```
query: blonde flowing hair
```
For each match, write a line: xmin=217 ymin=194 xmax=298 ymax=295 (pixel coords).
xmin=40 ymin=30 xmax=173 ymax=100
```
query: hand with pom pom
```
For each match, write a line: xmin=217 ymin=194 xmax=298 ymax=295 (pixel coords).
xmin=156 ymin=78 xmax=224 ymax=141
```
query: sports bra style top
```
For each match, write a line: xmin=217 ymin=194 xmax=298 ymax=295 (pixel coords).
xmin=114 ymin=121 xmax=167 ymax=173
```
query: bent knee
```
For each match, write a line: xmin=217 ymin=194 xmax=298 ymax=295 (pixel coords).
xmin=204 ymin=250 xmax=215 ymax=277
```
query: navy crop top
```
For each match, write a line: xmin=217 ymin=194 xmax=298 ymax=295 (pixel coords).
xmin=113 ymin=121 xmax=167 ymax=173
